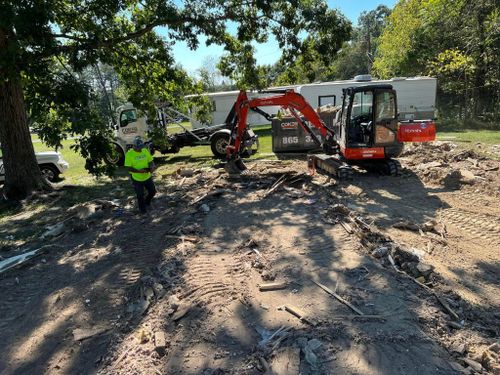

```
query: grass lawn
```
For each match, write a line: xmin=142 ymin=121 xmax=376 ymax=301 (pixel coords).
xmin=436 ymin=130 xmax=500 ymax=145
xmin=30 ymin=126 xmax=500 ymax=186
xmin=29 ymin=124 xmax=275 ymax=185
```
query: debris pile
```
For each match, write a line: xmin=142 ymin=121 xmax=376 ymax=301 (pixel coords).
xmin=402 ymin=142 xmax=500 ymax=194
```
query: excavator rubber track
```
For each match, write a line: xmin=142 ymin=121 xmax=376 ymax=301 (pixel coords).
xmin=308 ymin=154 xmax=354 ymax=180
xmin=357 ymin=159 xmax=402 ymax=176
xmin=383 ymin=159 xmax=402 ymax=176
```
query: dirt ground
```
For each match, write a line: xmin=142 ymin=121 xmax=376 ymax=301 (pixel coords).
xmin=0 ymin=142 xmax=499 ymax=375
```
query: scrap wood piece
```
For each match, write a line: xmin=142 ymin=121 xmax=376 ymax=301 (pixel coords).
xmin=339 ymin=221 xmax=354 ymax=234
xmin=269 ymin=327 xmax=292 ymax=351
xmin=190 ymin=192 xmax=209 ymax=205
xmin=387 ymin=254 xmax=403 ymax=274
xmin=164 ymin=234 xmax=199 ymax=242
xmin=114 ymin=347 xmax=133 ymax=367
xmin=283 ymin=305 xmax=316 ymax=326
xmin=400 ymin=266 xmax=461 ymax=321
xmin=73 ymin=327 xmax=110 ymax=341
xmin=263 ymin=174 xmax=287 ymax=197
xmin=258 ymin=357 xmax=271 ymax=373
xmin=190 ymin=188 xmax=229 ymax=205
xmin=0 ymin=249 xmax=40 ymax=274
xmin=252 ymin=248 xmax=270 ymax=263
xmin=329 ymin=314 xmax=387 ymax=321
xmin=154 ymin=331 xmax=167 ymax=355
xmin=172 ymin=302 xmax=193 ymax=322
xmin=311 ymin=279 xmax=364 ymax=316
xmin=0 ymin=245 xmax=60 ymax=275
xmin=259 ymin=281 xmax=287 ymax=292
xmin=434 ymin=294 xmax=460 ymax=321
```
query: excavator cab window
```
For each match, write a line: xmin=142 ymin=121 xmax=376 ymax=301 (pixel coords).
xmin=348 ymin=91 xmax=373 ymax=145
xmin=374 ymin=90 xmax=398 ymax=144
xmin=375 ymin=91 xmax=396 ymax=121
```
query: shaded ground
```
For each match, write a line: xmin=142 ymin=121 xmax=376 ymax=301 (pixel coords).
xmin=0 ymin=142 xmax=499 ymax=374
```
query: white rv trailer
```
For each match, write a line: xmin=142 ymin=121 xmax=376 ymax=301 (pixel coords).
xmin=189 ymin=76 xmax=437 ymax=128
xmin=296 ymin=76 xmax=437 ymax=121
xmin=188 ymin=90 xmax=284 ymax=128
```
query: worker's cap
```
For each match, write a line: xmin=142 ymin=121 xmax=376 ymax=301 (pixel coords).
xmin=132 ymin=136 xmax=144 ymax=149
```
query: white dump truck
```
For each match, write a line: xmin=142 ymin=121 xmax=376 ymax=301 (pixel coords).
xmin=105 ymin=103 xmax=258 ymax=165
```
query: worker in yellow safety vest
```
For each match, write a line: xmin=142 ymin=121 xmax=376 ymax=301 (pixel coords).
xmin=124 ymin=137 xmax=157 ymax=214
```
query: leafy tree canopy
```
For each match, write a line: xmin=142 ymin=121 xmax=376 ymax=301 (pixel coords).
xmin=374 ymin=0 xmax=499 ymax=120
xmin=0 ymin=0 xmax=353 ymax=191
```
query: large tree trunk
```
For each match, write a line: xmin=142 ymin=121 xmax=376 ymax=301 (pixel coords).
xmin=0 ymin=29 xmax=50 ymax=200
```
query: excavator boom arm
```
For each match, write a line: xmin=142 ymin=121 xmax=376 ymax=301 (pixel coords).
xmin=227 ymin=90 xmax=334 ymax=158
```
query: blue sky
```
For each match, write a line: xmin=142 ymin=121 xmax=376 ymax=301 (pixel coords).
xmin=167 ymin=0 xmax=397 ymax=75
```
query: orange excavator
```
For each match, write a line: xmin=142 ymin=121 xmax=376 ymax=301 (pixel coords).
xmin=224 ymin=85 xmax=436 ymax=177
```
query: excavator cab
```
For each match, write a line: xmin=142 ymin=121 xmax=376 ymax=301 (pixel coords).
xmin=334 ymin=84 xmax=403 ymax=159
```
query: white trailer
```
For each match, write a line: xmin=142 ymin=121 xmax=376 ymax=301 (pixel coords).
xmin=188 ymin=76 xmax=437 ymax=127
xmin=188 ymin=90 xmax=285 ymax=129
xmin=296 ymin=76 xmax=437 ymax=121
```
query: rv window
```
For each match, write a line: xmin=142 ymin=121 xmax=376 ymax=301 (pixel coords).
xmin=351 ymin=91 xmax=373 ymax=119
xmin=120 ymin=109 xmax=137 ymax=127
xmin=318 ymin=95 xmax=336 ymax=107
xmin=375 ymin=92 xmax=396 ymax=121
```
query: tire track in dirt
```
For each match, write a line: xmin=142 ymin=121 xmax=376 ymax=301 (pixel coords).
xmin=181 ymin=251 xmax=247 ymax=307
xmin=0 ymin=219 xmax=181 ymax=375
xmin=0 ymin=281 xmax=42 ymax=331
xmin=101 ymin=236 xmax=178 ymax=313
xmin=439 ymin=207 xmax=500 ymax=246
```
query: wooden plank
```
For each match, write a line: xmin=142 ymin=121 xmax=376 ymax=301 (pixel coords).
xmin=154 ymin=331 xmax=167 ymax=355
xmin=339 ymin=221 xmax=353 ymax=234
xmin=259 ymin=282 xmax=287 ymax=291
xmin=263 ymin=174 xmax=287 ymax=197
xmin=164 ymin=234 xmax=199 ymax=242
xmin=434 ymin=294 xmax=460 ymax=321
xmin=172 ymin=302 xmax=192 ymax=321
xmin=311 ymin=279 xmax=364 ymax=316
xmin=283 ymin=305 xmax=316 ymax=325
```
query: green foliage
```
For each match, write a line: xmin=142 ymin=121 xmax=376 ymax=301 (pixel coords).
xmin=1 ymin=0 xmax=360 ymax=183
xmin=374 ymin=0 xmax=499 ymax=122
xmin=147 ymin=124 xmax=170 ymax=152
xmin=186 ymin=88 xmax=215 ymax=125
xmin=428 ymin=49 xmax=475 ymax=93
xmin=218 ymin=3 xmax=351 ymax=88
xmin=330 ymin=40 xmax=369 ymax=80
xmin=270 ymin=4 xmax=390 ymax=84
xmin=373 ymin=0 xmax=426 ymax=77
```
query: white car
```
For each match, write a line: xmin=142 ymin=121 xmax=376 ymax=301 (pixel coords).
xmin=0 ymin=151 xmax=69 ymax=183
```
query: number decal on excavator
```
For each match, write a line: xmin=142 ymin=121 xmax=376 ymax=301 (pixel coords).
xmin=283 ymin=136 xmax=299 ymax=144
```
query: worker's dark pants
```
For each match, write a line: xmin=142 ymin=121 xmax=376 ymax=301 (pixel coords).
xmin=132 ymin=178 xmax=156 ymax=213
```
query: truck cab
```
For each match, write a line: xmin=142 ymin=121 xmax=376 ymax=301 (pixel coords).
xmin=106 ymin=104 xmax=153 ymax=165
xmin=114 ymin=105 xmax=149 ymax=144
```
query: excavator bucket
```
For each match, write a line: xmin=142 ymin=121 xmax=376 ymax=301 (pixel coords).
xmin=224 ymin=158 xmax=247 ymax=174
